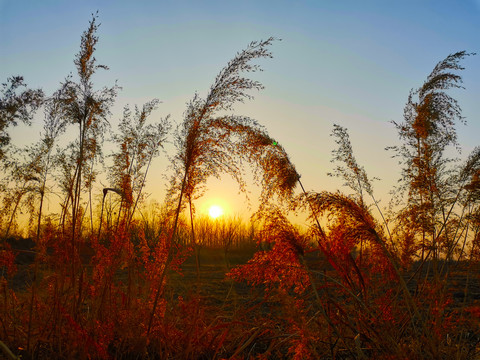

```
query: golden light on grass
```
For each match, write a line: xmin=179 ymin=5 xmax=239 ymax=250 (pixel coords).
xmin=208 ymin=205 xmax=224 ymax=219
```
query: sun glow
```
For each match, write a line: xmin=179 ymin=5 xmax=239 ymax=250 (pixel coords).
xmin=208 ymin=205 xmax=224 ymax=219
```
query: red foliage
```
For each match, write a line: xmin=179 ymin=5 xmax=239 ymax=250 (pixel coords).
xmin=0 ymin=242 xmax=16 ymax=277
xmin=228 ymin=210 xmax=310 ymax=295
xmin=228 ymin=240 xmax=310 ymax=295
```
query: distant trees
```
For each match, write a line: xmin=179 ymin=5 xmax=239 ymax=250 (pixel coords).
xmin=0 ymin=76 xmax=44 ymax=161
xmin=0 ymin=90 xmax=69 ymax=239
xmin=0 ymin=78 xmax=44 ymax=235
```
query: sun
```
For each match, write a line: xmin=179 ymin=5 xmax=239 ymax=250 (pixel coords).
xmin=208 ymin=205 xmax=224 ymax=219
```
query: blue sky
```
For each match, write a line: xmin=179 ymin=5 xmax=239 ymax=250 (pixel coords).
xmin=1 ymin=0 xmax=479 ymax=219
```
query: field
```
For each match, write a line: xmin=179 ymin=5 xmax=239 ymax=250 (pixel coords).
xmin=3 ymin=235 xmax=480 ymax=359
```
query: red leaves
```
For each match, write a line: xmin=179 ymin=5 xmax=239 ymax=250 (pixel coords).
xmin=229 ymin=240 xmax=310 ymax=295
xmin=58 ymin=304 xmax=112 ymax=359
xmin=228 ymin=209 xmax=310 ymax=294
xmin=0 ymin=242 xmax=16 ymax=277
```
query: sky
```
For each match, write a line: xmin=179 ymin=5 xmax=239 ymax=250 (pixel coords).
xmin=1 ymin=0 xmax=480 ymax=223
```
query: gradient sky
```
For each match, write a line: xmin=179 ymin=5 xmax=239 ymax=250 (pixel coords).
xmin=1 ymin=0 xmax=479 ymax=221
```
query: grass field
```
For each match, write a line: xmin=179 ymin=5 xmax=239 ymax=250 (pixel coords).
xmin=3 ymin=231 xmax=480 ymax=359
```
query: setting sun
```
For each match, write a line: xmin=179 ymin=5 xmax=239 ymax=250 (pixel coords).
xmin=208 ymin=205 xmax=224 ymax=219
